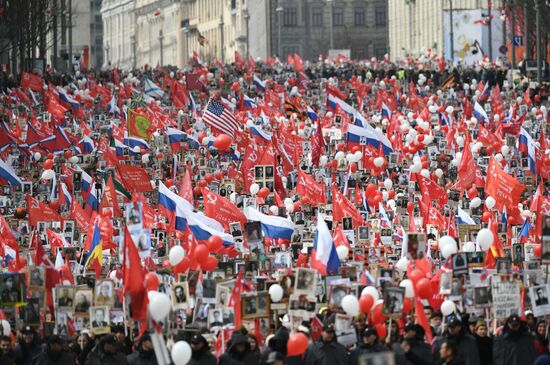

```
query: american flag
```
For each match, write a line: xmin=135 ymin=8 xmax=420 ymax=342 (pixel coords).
xmin=203 ymin=98 xmax=240 ymax=137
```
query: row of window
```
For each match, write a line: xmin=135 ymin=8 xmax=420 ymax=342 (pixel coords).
xmin=283 ymin=6 xmax=386 ymax=27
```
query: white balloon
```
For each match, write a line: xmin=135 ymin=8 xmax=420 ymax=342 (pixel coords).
xmin=171 ymin=341 xmax=192 ymax=365
xmin=470 ymin=197 xmax=482 ymax=209
xmin=495 ymin=153 xmax=503 ymax=162
xmin=522 ymin=209 xmax=532 ymax=218
xmin=41 ymin=169 xmax=55 ymax=180
xmin=451 ymin=158 xmax=460 ymax=167
xmin=384 ymin=178 xmax=393 ymax=190
xmin=142 ymin=154 xmax=150 ymax=164
xmin=169 ymin=245 xmax=185 ymax=266
xmin=485 ymin=196 xmax=496 ymax=210
xmin=320 ymin=155 xmax=328 ymax=166
xmin=395 ymin=257 xmax=409 ymax=272
xmin=435 ymin=169 xmax=444 ymax=178
xmin=501 ymin=145 xmax=510 ymax=155
xmin=147 ymin=291 xmax=158 ymax=301
xmin=109 ymin=270 xmax=118 ymax=282
xmin=0 ymin=320 xmax=11 ymax=336
xmin=133 ymin=146 xmax=141 ymax=154
xmin=420 ymin=169 xmax=430 ymax=178
xmin=336 ymin=245 xmax=349 ymax=260
xmin=281 ymin=176 xmax=287 ymax=185
xmin=441 ymin=241 xmax=458 ymax=258
xmin=249 ymin=183 xmax=260 ymax=195
xmin=428 ymin=105 xmax=437 ymax=113
xmin=148 ymin=292 xmax=171 ymax=322
xmin=477 ymin=228 xmax=494 ymax=251
xmin=440 ymin=300 xmax=456 ymax=316
xmin=335 ymin=151 xmax=345 ymax=161
xmin=346 ymin=153 xmax=356 ymax=163
xmin=268 ymin=284 xmax=284 ymax=302
xmin=229 ymin=192 xmax=237 ymax=203
xmin=456 ymin=136 xmax=464 ymax=147
xmin=361 ymin=286 xmax=380 ymax=302
xmin=341 ymin=295 xmax=360 ymax=316
xmin=354 ymin=151 xmax=363 ymax=161
xmin=285 ymin=203 xmax=294 ymax=213
xmin=399 ymin=279 xmax=414 ymax=298
xmin=269 ymin=205 xmax=278 ymax=215
xmin=33 ymin=152 xmax=42 ymax=161
xmin=373 ymin=157 xmax=385 ymax=167
xmin=462 ymin=241 xmax=476 ymax=252
xmin=69 ymin=156 xmax=79 ymax=164
xmin=439 ymin=235 xmax=457 ymax=251
xmin=388 ymin=199 xmax=396 ymax=209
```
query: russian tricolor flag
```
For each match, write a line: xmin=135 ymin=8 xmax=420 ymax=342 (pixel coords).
xmin=185 ymin=211 xmax=235 ymax=246
xmin=519 ymin=127 xmax=537 ymax=174
xmin=307 ymin=106 xmax=318 ymax=121
xmin=311 ymin=213 xmax=340 ymax=275
xmin=124 ymin=136 xmax=150 ymax=150
xmin=246 ymin=206 xmax=295 ymax=241
xmin=253 ymin=75 xmax=266 ymax=92
xmin=106 ymin=95 xmax=120 ymax=115
xmin=0 ymin=158 xmax=23 ymax=185
xmin=457 ymin=207 xmax=476 ymax=224
xmin=473 ymin=102 xmax=489 ymax=124
xmin=381 ymin=101 xmax=391 ymax=119
xmin=57 ymin=87 xmax=79 ymax=110
xmin=167 ymin=127 xmax=186 ymax=151
xmin=347 ymin=123 xmax=393 ymax=155
xmin=243 ymin=94 xmax=256 ymax=109
xmin=78 ymin=135 xmax=95 ymax=153
xmin=80 ymin=169 xmax=92 ymax=194
xmin=247 ymin=120 xmax=272 ymax=143
xmin=158 ymin=181 xmax=193 ymax=230
xmin=86 ymin=185 xmax=100 ymax=212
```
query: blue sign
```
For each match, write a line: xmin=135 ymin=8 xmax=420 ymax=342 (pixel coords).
xmin=513 ymin=35 xmax=523 ymax=46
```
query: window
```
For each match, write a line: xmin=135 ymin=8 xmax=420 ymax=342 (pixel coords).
xmin=333 ymin=7 xmax=344 ymax=26
xmin=311 ymin=7 xmax=323 ymax=27
xmin=354 ymin=7 xmax=365 ymax=26
xmin=231 ymin=0 xmax=236 ymax=10
xmin=283 ymin=7 xmax=297 ymax=27
xmin=375 ymin=7 xmax=386 ymax=26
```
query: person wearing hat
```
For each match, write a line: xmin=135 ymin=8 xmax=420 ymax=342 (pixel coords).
xmin=0 ymin=335 xmax=15 ymax=365
xmin=188 ymin=334 xmax=216 ymax=365
xmin=85 ymin=334 xmax=129 ymax=365
xmin=32 ymin=335 xmax=76 ymax=365
xmin=432 ymin=316 xmax=480 ymax=365
xmin=493 ymin=314 xmax=536 ymax=365
xmin=13 ymin=326 xmax=42 ymax=365
xmin=308 ymin=324 xmax=350 ymax=365
xmin=218 ymin=332 xmax=259 ymax=365
xmin=261 ymin=327 xmax=288 ymax=363
xmin=472 ymin=320 xmax=492 ymax=365
xmin=351 ymin=327 xmax=388 ymax=365
xmin=397 ymin=323 xmax=433 ymax=365
xmin=263 ymin=351 xmax=284 ymax=365
xmin=126 ymin=332 xmax=157 ymax=365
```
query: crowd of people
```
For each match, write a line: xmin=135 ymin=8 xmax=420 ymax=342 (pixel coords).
xmin=0 ymin=51 xmax=548 ymax=365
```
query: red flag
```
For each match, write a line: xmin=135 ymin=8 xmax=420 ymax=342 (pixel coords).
xmin=178 ymin=167 xmax=194 ymax=204
xmin=0 ymin=212 xmax=18 ymax=251
xmin=26 ymin=195 xmax=64 ymax=227
xmin=127 ymin=109 xmax=154 ymax=140
xmin=46 ymin=229 xmax=67 ymax=254
xmin=416 ymin=174 xmax=448 ymax=209
xmin=332 ymin=188 xmax=364 ymax=227
xmin=485 ymin=156 xmax=525 ymax=210
xmin=117 ymin=165 xmax=153 ymax=192
xmin=242 ymin=140 xmax=263 ymax=192
xmin=311 ymin=121 xmax=325 ymax=166
xmin=123 ymin=226 xmax=148 ymax=320
xmin=70 ymin=199 xmax=90 ymax=232
xmin=296 ymin=170 xmax=326 ymax=206
xmin=20 ymin=72 xmax=43 ymax=92
xmin=228 ymin=270 xmax=243 ymax=328
xmin=293 ymin=54 xmax=304 ymax=72
xmin=100 ymin=175 xmax=122 ymax=217
xmin=31 ymin=229 xmax=54 ymax=268
xmin=202 ymin=188 xmax=247 ymax=231
xmin=333 ymin=224 xmax=350 ymax=249
xmin=454 ymin=134 xmax=476 ymax=191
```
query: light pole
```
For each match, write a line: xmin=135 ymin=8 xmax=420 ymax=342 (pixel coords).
xmin=488 ymin=0 xmax=492 ymax=60
xmin=276 ymin=5 xmax=283 ymax=57
xmin=183 ymin=27 xmax=189 ymax=64
xmin=328 ymin=0 xmax=334 ymax=50
xmin=219 ymin=18 xmax=225 ymax=63
xmin=449 ymin=0 xmax=454 ymax=63
xmin=535 ymin=0 xmax=542 ymax=84
xmin=159 ymin=29 xmax=164 ymax=66
xmin=130 ymin=35 xmax=137 ymax=69
xmin=244 ymin=8 xmax=250 ymax=59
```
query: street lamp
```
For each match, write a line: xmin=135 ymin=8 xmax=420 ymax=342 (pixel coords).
xmin=104 ymin=42 xmax=110 ymax=68
xmin=327 ymin=0 xmax=334 ymax=50
xmin=244 ymin=8 xmax=250 ymax=59
xmin=219 ymin=18 xmax=225 ymax=63
xmin=276 ymin=5 xmax=283 ymax=57
xmin=159 ymin=29 xmax=164 ymax=66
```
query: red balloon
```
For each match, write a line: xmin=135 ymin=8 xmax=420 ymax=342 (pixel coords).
xmin=231 ymin=82 xmax=240 ymax=92
xmin=44 ymin=159 xmax=54 ymax=170
xmin=174 ymin=257 xmax=190 ymax=274
xmin=350 ymin=162 xmax=357 ymax=173
xmin=409 ymin=269 xmax=424 ymax=284
xmin=202 ymin=255 xmax=219 ymax=271
xmin=293 ymin=202 xmax=300 ymax=212
xmin=102 ymin=209 xmax=113 ymax=219
xmin=199 ymin=180 xmax=208 ymax=188
xmin=145 ymin=273 xmax=159 ymax=291
xmin=359 ymin=295 xmax=374 ymax=314
xmin=205 ymin=173 xmax=213 ymax=183
xmin=213 ymin=134 xmax=232 ymax=151
xmin=215 ymin=172 xmax=223 ymax=180
xmin=482 ymin=211 xmax=492 ymax=223
xmin=163 ymin=259 xmax=171 ymax=268
xmin=375 ymin=323 xmax=387 ymax=339
xmin=416 ymin=278 xmax=432 ymax=299
xmin=534 ymin=244 xmax=542 ymax=257
xmin=208 ymin=235 xmax=223 ymax=252
xmin=371 ymin=303 xmax=386 ymax=325
xmin=165 ymin=179 xmax=174 ymax=187
xmin=64 ymin=150 xmax=72 ymax=159
xmin=467 ymin=187 xmax=478 ymax=199
xmin=301 ymin=196 xmax=310 ymax=205
xmin=287 ymin=333 xmax=309 ymax=356
xmin=402 ymin=297 xmax=413 ymax=313
xmin=193 ymin=187 xmax=202 ymax=196
xmin=194 ymin=244 xmax=209 ymax=265
xmin=406 ymin=201 xmax=414 ymax=214
xmin=366 ymin=183 xmax=377 ymax=195
xmin=258 ymin=187 xmax=270 ymax=198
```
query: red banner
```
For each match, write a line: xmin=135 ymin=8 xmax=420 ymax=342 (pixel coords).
xmin=117 ymin=165 xmax=152 ymax=192
xmin=202 ymin=188 xmax=247 ymax=231
xmin=296 ymin=170 xmax=326 ymax=206
xmin=332 ymin=188 xmax=364 ymax=227
xmin=416 ymin=174 xmax=448 ymax=209
xmin=242 ymin=140 xmax=263 ymax=192
xmin=454 ymin=134 xmax=476 ymax=191
xmin=70 ymin=199 xmax=90 ymax=232
xmin=485 ymin=156 xmax=525 ymax=209
xmin=21 ymin=72 xmax=43 ymax=92
xmin=26 ymin=194 xmax=63 ymax=227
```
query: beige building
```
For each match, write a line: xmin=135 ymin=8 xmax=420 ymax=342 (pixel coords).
xmin=388 ymin=0 xmax=503 ymax=61
xmin=101 ymin=0 xmax=135 ymax=69
xmin=183 ymin=0 xmax=250 ymax=64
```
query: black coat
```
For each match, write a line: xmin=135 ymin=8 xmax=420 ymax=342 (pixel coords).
xmin=308 ymin=338 xmax=351 ymax=365
xmin=126 ymin=349 xmax=158 ymax=365
xmin=474 ymin=335 xmax=493 ymax=365
xmin=394 ymin=339 xmax=433 ymax=365
xmin=85 ymin=348 xmax=128 ymax=365
xmin=188 ymin=348 xmax=216 ymax=365
xmin=218 ymin=333 xmax=259 ymax=365
xmin=31 ymin=350 xmax=76 ymax=365
xmin=493 ymin=327 xmax=536 ymax=365
xmin=432 ymin=330 xmax=480 ymax=365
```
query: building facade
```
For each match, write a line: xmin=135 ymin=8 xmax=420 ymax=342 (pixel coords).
xmin=101 ymin=0 xmax=135 ymax=69
xmin=268 ymin=0 xmax=389 ymax=61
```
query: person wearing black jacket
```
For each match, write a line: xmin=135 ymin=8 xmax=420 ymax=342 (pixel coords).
xmin=188 ymin=334 xmax=216 ymax=365
xmin=351 ymin=327 xmax=388 ymax=365
xmin=14 ymin=326 xmax=42 ymax=365
xmin=218 ymin=332 xmax=259 ymax=365
xmin=260 ymin=327 xmax=288 ymax=364
xmin=85 ymin=335 xmax=128 ymax=365
xmin=493 ymin=314 xmax=536 ymax=365
xmin=396 ymin=324 xmax=433 ymax=365
xmin=1 ymin=335 xmax=16 ymax=365
xmin=402 ymin=338 xmax=464 ymax=365
xmin=432 ymin=316 xmax=480 ymax=365
xmin=308 ymin=325 xmax=350 ymax=365
xmin=473 ymin=320 xmax=492 ymax=365
xmin=31 ymin=335 xmax=76 ymax=365
xmin=126 ymin=333 xmax=157 ymax=365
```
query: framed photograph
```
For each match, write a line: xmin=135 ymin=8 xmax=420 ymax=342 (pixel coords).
xmin=358 ymin=226 xmax=369 ymax=241
xmin=512 ymin=243 xmax=524 ymax=264
xmin=452 ymin=253 xmax=468 ymax=275
xmin=55 ymin=286 xmax=76 ymax=309
xmin=208 ymin=308 xmax=224 ymax=329
xmin=90 ymin=306 xmax=110 ymax=335
xmin=256 ymin=292 xmax=270 ymax=317
xmin=172 ymin=282 xmax=189 ymax=309
xmin=342 ymin=217 xmax=353 ymax=231
xmin=94 ymin=280 xmax=114 ymax=306
xmin=329 ymin=285 xmax=350 ymax=308
xmin=215 ymin=285 xmax=230 ymax=308
xmin=229 ymin=222 xmax=244 ymax=238
xmin=242 ymin=294 xmax=258 ymax=320
xmin=466 ymin=252 xmax=485 ymax=268
xmin=439 ymin=272 xmax=452 ymax=295
xmin=21 ymin=298 xmax=41 ymax=325
xmin=74 ymin=289 xmax=93 ymax=314
xmin=28 ymin=266 xmax=45 ymax=288
xmin=223 ymin=308 xmax=235 ymax=328
xmin=474 ymin=286 xmax=490 ymax=306
xmin=530 ymin=284 xmax=550 ymax=317
xmin=382 ymin=286 xmax=405 ymax=317
xmin=406 ymin=233 xmax=426 ymax=260
xmin=294 ymin=268 xmax=317 ymax=296
xmin=377 ymin=268 xmax=393 ymax=287
xmin=496 ymin=258 xmax=512 ymax=274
